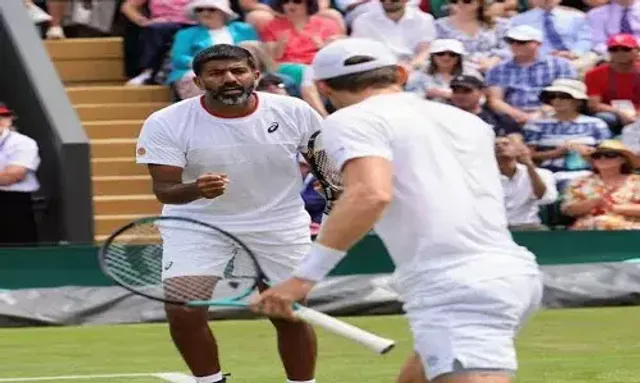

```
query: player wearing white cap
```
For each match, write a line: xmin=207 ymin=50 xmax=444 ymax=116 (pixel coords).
xmin=252 ymin=38 xmax=543 ymax=383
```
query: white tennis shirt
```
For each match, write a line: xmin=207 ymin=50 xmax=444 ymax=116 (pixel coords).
xmin=0 ymin=129 xmax=40 ymax=193
xmin=322 ymin=92 xmax=540 ymax=296
xmin=136 ymin=92 xmax=322 ymax=233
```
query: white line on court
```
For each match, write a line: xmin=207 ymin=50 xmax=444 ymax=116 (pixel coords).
xmin=0 ymin=372 xmax=194 ymax=382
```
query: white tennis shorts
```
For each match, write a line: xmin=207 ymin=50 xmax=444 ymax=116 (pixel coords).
xmin=160 ymin=226 xmax=311 ymax=282
xmin=404 ymin=274 xmax=543 ymax=381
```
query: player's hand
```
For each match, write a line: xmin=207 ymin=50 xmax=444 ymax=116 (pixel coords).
xmin=250 ymin=278 xmax=315 ymax=320
xmin=196 ymin=173 xmax=228 ymax=199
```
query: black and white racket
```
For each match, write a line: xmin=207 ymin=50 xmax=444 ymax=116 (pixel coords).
xmin=98 ymin=216 xmax=395 ymax=355
xmin=304 ymin=130 xmax=343 ymax=213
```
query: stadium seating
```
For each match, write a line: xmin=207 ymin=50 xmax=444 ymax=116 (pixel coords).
xmin=45 ymin=37 xmax=166 ymax=241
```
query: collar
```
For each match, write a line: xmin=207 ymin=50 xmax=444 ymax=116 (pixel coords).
xmin=500 ymin=163 xmax=525 ymax=180
xmin=507 ymin=55 xmax=545 ymax=68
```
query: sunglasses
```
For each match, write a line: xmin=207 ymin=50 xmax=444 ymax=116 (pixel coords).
xmin=591 ymin=152 xmax=621 ymax=160
xmin=505 ymin=38 xmax=533 ymax=45
xmin=545 ymin=92 xmax=574 ymax=100
xmin=433 ymin=51 xmax=459 ymax=57
xmin=195 ymin=7 xmax=220 ymax=12
xmin=451 ymin=86 xmax=474 ymax=93
xmin=450 ymin=0 xmax=475 ymax=4
xmin=608 ymin=47 xmax=633 ymax=53
xmin=281 ymin=0 xmax=304 ymax=4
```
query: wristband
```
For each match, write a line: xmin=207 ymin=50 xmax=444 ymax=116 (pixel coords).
xmin=293 ymin=242 xmax=347 ymax=282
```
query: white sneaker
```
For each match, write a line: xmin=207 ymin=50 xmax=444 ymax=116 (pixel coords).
xmin=126 ymin=71 xmax=153 ymax=86
xmin=26 ymin=3 xmax=52 ymax=24
xmin=46 ymin=26 xmax=65 ymax=39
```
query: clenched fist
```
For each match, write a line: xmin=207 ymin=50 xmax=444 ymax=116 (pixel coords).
xmin=196 ymin=173 xmax=228 ymax=199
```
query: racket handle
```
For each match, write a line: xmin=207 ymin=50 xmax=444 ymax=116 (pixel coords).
xmin=293 ymin=306 xmax=395 ymax=355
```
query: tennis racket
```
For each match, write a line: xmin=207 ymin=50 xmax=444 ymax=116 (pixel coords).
xmin=98 ymin=216 xmax=395 ymax=355
xmin=304 ymin=130 xmax=343 ymax=213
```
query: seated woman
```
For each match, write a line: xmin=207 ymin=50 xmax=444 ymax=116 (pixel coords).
xmin=167 ymin=0 xmax=258 ymax=100
xmin=561 ymin=140 xmax=640 ymax=230
xmin=121 ymin=0 xmax=195 ymax=86
xmin=405 ymin=39 xmax=482 ymax=104
xmin=260 ymin=0 xmax=344 ymax=66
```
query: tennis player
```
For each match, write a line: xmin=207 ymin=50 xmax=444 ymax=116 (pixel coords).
xmin=136 ymin=44 xmax=321 ymax=383
xmin=251 ymin=38 xmax=543 ymax=383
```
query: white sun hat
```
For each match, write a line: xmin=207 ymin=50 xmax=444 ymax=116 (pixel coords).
xmin=186 ymin=0 xmax=239 ymax=21
xmin=430 ymin=39 xmax=466 ymax=56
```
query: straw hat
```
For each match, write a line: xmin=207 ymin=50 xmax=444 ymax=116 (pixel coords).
xmin=539 ymin=78 xmax=588 ymax=104
xmin=186 ymin=0 xmax=238 ymax=21
xmin=584 ymin=140 xmax=640 ymax=169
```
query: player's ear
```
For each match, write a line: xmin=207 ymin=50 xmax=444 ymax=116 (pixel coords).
xmin=395 ymin=65 xmax=408 ymax=87
xmin=253 ymin=70 xmax=261 ymax=83
xmin=193 ymin=75 xmax=205 ymax=91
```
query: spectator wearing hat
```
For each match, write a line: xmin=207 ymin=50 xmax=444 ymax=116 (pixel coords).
xmin=0 ymin=104 xmax=41 ymax=247
xmin=561 ymin=139 xmax=640 ymax=230
xmin=587 ymin=0 xmax=640 ymax=57
xmin=524 ymin=78 xmax=611 ymax=189
xmin=167 ymin=0 xmax=258 ymax=99
xmin=256 ymin=72 xmax=289 ymax=95
xmin=495 ymin=136 xmax=558 ymax=231
xmin=405 ymin=39 xmax=482 ymax=103
xmin=350 ymin=0 xmax=436 ymax=70
xmin=434 ymin=0 xmax=511 ymax=72
xmin=121 ymin=0 xmax=195 ymax=86
xmin=509 ymin=0 xmax=597 ymax=73
xmin=585 ymin=34 xmax=640 ymax=135
xmin=486 ymin=25 xmax=577 ymax=125
xmin=449 ymin=74 xmax=524 ymax=140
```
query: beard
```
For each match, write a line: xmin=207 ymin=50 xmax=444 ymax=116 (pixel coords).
xmin=209 ymin=82 xmax=256 ymax=106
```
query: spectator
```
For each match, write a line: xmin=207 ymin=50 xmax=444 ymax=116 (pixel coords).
xmin=525 ymin=78 xmax=611 ymax=188
xmin=435 ymin=0 xmax=510 ymax=72
xmin=260 ymin=0 xmax=344 ymax=65
xmin=621 ymin=120 xmax=640 ymax=154
xmin=509 ymin=0 xmax=598 ymax=73
xmin=585 ymin=34 xmax=640 ymax=135
xmin=350 ymin=0 xmax=436 ymax=70
xmin=449 ymin=73 xmax=524 ymax=140
xmin=257 ymin=72 xmax=289 ymax=94
xmin=561 ymin=139 xmax=640 ymax=230
xmin=240 ymin=0 xmax=345 ymax=32
xmin=239 ymin=41 xmax=329 ymax=116
xmin=486 ymin=25 xmax=577 ymax=125
xmin=405 ymin=39 xmax=481 ymax=103
xmin=167 ymin=0 xmax=258 ymax=99
xmin=121 ymin=0 xmax=194 ymax=86
xmin=44 ymin=0 xmax=68 ymax=39
xmin=496 ymin=136 xmax=558 ymax=230
xmin=337 ymin=0 xmax=422 ymax=27
xmin=587 ymin=0 xmax=640 ymax=57
xmin=0 ymin=104 xmax=41 ymax=247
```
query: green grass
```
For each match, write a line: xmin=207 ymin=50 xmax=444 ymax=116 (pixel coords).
xmin=1 ymin=307 xmax=639 ymax=382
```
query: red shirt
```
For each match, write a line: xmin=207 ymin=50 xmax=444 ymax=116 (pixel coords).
xmin=584 ymin=64 xmax=640 ymax=107
xmin=261 ymin=16 xmax=341 ymax=65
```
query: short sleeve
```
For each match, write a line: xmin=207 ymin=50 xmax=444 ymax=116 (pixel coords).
xmin=136 ymin=115 xmax=186 ymax=167
xmin=260 ymin=20 xmax=278 ymax=42
xmin=592 ymin=119 xmax=612 ymax=142
xmin=485 ymin=65 xmax=502 ymax=87
xmin=6 ymin=136 xmax=40 ymax=171
xmin=523 ymin=122 xmax=541 ymax=145
xmin=297 ymin=102 xmax=324 ymax=153
xmin=322 ymin=113 xmax=393 ymax=170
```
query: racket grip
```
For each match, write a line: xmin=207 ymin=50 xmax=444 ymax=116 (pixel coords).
xmin=293 ymin=306 xmax=395 ymax=355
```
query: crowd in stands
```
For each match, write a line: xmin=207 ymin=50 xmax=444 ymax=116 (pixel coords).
xmin=22 ymin=0 xmax=640 ymax=232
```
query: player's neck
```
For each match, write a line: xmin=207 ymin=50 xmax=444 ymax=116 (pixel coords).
xmin=337 ymin=86 xmax=403 ymax=108
xmin=202 ymin=93 xmax=258 ymax=118
xmin=554 ymin=109 xmax=579 ymax=121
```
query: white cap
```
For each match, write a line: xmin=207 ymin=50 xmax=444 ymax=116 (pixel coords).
xmin=312 ymin=38 xmax=398 ymax=80
xmin=186 ymin=0 xmax=238 ymax=21
xmin=430 ymin=39 xmax=466 ymax=55
xmin=505 ymin=25 xmax=543 ymax=43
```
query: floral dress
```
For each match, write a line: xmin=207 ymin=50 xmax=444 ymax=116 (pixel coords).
xmin=562 ymin=174 xmax=640 ymax=230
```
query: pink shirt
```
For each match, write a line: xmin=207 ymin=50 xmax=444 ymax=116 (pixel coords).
xmin=261 ymin=16 xmax=342 ymax=64
xmin=148 ymin=0 xmax=192 ymax=24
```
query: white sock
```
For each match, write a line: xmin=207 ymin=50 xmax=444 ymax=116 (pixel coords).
xmin=287 ymin=380 xmax=316 ymax=383
xmin=195 ymin=372 xmax=224 ymax=383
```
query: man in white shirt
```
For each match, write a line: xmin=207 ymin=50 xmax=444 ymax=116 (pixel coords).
xmin=136 ymin=44 xmax=322 ymax=383
xmin=252 ymin=39 xmax=543 ymax=383
xmin=496 ymin=137 xmax=558 ymax=230
xmin=350 ymin=0 xmax=435 ymax=69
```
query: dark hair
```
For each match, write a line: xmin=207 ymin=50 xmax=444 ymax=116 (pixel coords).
xmin=257 ymin=73 xmax=285 ymax=90
xmin=272 ymin=0 xmax=319 ymax=15
xmin=193 ymin=44 xmax=257 ymax=76
xmin=321 ymin=56 xmax=399 ymax=92
xmin=427 ymin=53 xmax=463 ymax=75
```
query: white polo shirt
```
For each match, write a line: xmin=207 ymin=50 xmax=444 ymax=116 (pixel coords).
xmin=350 ymin=6 xmax=436 ymax=60
xmin=500 ymin=164 xmax=558 ymax=226
xmin=322 ymin=92 xmax=539 ymax=297
xmin=136 ymin=92 xmax=323 ymax=233
xmin=0 ymin=129 xmax=40 ymax=193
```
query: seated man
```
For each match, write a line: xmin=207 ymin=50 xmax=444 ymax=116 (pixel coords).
xmin=585 ymin=34 xmax=640 ymax=135
xmin=587 ymin=0 xmax=640 ymax=58
xmin=486 ymin=25 xmax=577 ymax=125
xmin=496 ymin=137 xmax=558 ymax=231
xmin=256 ymin=72 xmax=289 ymax=95
xmin=449 ymin=74 xmax=524 ymax=141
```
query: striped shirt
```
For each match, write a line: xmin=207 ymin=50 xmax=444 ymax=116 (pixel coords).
xmin=524 ymin=114 xmax=611 ymax=172
xmin=486 ymin=56 xmax=577 ymax=111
